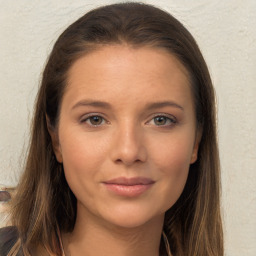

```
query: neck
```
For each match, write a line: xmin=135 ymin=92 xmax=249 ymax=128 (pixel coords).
xmin=63 ymin=204 xmax=165 ymax=256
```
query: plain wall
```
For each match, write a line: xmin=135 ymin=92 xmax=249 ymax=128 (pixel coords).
xmin=0 ymin=0 xmax=255 ymax=255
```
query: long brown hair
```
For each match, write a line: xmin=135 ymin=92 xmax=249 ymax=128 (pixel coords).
xmin=8 ymin=2 xmax=223 ymax=255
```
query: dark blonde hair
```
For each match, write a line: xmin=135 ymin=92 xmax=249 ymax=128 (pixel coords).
xmin=8 ymin=2 xmax=223 ymax=255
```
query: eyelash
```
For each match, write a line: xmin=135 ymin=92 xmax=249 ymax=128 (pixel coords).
xmin=146 ymin=114 xmax=177 ymax=127
xmin=80 ymin=113 xmax=177 ymax=128
xmin=80 ymin=114 xmax=108 ymax=126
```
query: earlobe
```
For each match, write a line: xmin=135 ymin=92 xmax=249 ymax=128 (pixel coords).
xmin=46 ymin=116 xmax=63 ymax=163
xmin=190 ymin=128 xmax=202 ymax=164
xmin=190 ymin=146 xmax=199 ymax=164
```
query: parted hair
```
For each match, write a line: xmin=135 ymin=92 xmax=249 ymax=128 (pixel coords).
xmin=8 ymin=2 xmax=223 ymax=256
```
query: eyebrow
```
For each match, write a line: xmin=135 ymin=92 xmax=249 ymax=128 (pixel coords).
xmin=71 ymin=100 xmax=112 ymax=110
xmin=71 ymin=99 xmax=184 ymax=111
xmin=145 ymin=101 xmax=184 ymax=111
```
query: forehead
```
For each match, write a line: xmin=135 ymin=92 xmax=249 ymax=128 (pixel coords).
xmin=68 ymin=44 xmax=190 ymax=81
xmin=63 ymin=45 xmax=193 ymax=109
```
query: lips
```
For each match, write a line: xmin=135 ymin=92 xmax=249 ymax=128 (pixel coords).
xmin=102 ymin=177 xmax=155 ymax=197
xmin=104 ymin=177 xmax=155 ymax=186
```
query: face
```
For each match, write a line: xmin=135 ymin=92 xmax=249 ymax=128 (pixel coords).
xmin=50 ymin=45 xmax=201 ymax=229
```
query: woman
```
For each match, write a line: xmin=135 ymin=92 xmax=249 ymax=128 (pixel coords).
xmin=0 ymin=2 xmax=223 ymax=256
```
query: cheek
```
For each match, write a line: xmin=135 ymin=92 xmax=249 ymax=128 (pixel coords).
xmin=149 ymin=134 xmax=194 ymax=208
xmin=157 ymin=143 xmax=191 ymax=190
xmin=58 ymin=131 xmax=108 ymax=194
xmin=151 ymin=133 xmax=194 ymax=175
xmin=60 ymin=130 xmax=107 ymax=169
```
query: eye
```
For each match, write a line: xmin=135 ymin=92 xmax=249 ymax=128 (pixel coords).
xmin=147 ymin=115 xmax=176 ymax=127
xmin=81 ymin=115 xmax=106 ymax=126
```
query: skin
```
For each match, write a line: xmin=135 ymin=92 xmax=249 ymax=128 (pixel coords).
xmin=49 ymin=45 xmax=201 ymax=256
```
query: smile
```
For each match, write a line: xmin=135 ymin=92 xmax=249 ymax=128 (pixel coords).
xmin=102 ymin=177 xmax=155 ymax=197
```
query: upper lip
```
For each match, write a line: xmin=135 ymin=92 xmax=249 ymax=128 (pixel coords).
xmin=103 ymin=177 xmax=155 ymax=186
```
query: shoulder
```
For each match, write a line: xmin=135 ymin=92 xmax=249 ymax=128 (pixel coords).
xmin=0 ymin=226 xmax=19 ymax=256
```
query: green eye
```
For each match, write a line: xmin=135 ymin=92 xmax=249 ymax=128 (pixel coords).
xmin=148 ymin=115 xmax=176 ymax=127
xmin=154 ymin=116 xmax=168 ymax=125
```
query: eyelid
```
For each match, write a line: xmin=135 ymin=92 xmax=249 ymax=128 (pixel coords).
xmin=80 ymin=113 xmax=109 ymax=125
xmin=146 ymin=113 xmax=177 ymax=126
xmin=79 ymin=112 xmax=177 ymax=127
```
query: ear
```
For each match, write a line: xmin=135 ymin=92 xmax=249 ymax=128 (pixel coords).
xmin=46 ymin=116 xmax=63 ymax=163
xmin=190 ymin=128 xmax=202 ymax=164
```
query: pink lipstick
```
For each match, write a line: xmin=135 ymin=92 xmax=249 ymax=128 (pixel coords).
xmin=102 ymin=177 xmax=155 ymax=197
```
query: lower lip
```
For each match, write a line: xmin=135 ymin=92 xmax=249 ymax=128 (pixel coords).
xmin=103 ymin=183 xmax=153 ymax=197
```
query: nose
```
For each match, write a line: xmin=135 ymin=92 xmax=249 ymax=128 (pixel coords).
xmin=110 ymin=123 xmax=147 ymax=166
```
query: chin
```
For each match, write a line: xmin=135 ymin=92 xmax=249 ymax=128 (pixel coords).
xmin=109 ymin=217 xmax=149 ymax=229
xmin=101 ymin=206 xmax=165 ymax=230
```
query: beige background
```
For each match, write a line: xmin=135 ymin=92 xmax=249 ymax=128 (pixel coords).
xmin=0 ymin=1 xmax=255 ymax=255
